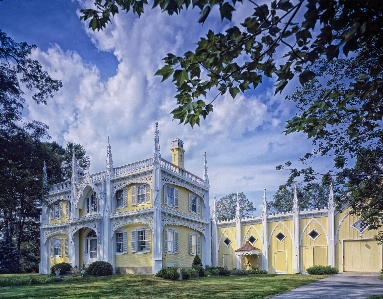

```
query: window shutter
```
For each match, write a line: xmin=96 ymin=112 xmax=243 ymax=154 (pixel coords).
xmin=145 ymin=229 xmax=151 ymax=252
xmin=189 ymin=233 xmax=193 ymax=255
xmin=197 ymin=235 xmax=201 ymax=255
xmin=164 ymin=185 xmax=168 ymax=205
xmin=86 ymin=198 xmax=90 ymax=214
xmin=123 ymin=188 xmax=127 ymax=207
xmin=123 ymin=231 xmax=128 ymax=253
xmin=197 ymin=198 xmax=200 ymax=214
xmin=131 ymin=185 xmax=137 ymax=206
xmin=189 ymin=194 xmax=192 ymax=212
xmin=59 ymin=202 xmax=63 ymax=218
xmin=50 ymin=207 xmax=53 ymax=220
xmin=58 ymin=238 xmax=62 ymax=257
xmin=50 ymin=239 xmax=53 ymax=257
xmin=66 ymin=201 xmax=71 ymax=218
xmin=174 ymin=188 xmax=178 ymax=208
xmin=174 ymin=231 xmax=178 ymax=253
xmin=84 ymin=238 xmax=88 ymax=253
xmin=131 ymin=230 xmax=136 ymax=253
xmin=164 ymin=229 xmax=168 ymax=252
xmin=65 ymin=238 xmax=68 ymax=256
xmin=145 ymin=184 xmax=150 ymax=203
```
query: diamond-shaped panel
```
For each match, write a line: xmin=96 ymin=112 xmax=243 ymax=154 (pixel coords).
xmin=352 ymin=219 xmax=369 ymax=234
xmin=308 ymin=229 xmax=320 ymax=240
xmin=275 ymin=232 xmax=286 ymax=242
xmin=248 ymin=235 xmax=257 ymax=244
xmin=223 ymin=237 xmax=231 ymax=247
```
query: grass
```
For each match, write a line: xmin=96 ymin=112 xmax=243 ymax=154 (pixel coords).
xmin=0 ymin=273 xmax=327 ymax=299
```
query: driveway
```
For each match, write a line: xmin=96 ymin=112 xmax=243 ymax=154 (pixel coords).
xmin=271 ymin=273 xmax=383 ymax=299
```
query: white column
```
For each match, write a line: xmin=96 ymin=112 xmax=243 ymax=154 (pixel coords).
xmin=293 ymin=185 xmax=300 ymax=273
xmin=211 ymin=196 xmax=218 ymax=267
xmin=327 ymin=183 xmax=335 ymax=267
xmin=39 ymin=227 xmax=50 ymax=274
xmin=235 ymin=193 xmax=242 ymax=269
xmin=152 ymin=122 xmax=163 ymax=274
xmin=202 ymin=189 xmax=211 ymax=267
xmin=261 ymin=189 xmax=269 ymax=271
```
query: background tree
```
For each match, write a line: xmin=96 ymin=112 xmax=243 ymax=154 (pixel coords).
xmin=215 ymin=192 xmax=255 ymax=221
xmin=0 ymin=225 xmax=21 ymax=274
xmin=269 ymin=182 xmax=329 ymax=214
xmin=81 ymin=0 xmax=382 ymax=126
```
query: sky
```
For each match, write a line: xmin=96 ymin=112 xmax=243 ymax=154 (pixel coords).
xmin=0 ymin=0 xmax=333 ymax=215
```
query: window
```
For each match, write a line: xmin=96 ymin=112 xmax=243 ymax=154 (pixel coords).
xmin=131 ymin=184 xmax=149 ymax=206
xmin=165 ymin=185 xmax=178 ymax=207
xmin=86 ymin=192 xmax=98 ymax=214
xmin=223 ymin=237 xmax=231 ymax=247
xmin=131 ymin=228 xmax=150 ymax=253
xmin=116 ymin=231 xmax=127 ymax=254
xmin=308 ymin=229 xmax=320 ymax=241
xmin=51 ymin=202 xmax=62 ymax=220
xmin=248 ymin=235 xmax=257 ymax=245
xmin=275 ymin=232 xmax=286 ymax=243
xmin=189 ymin=233 xmax=200 ymax=255
xmin=189 ymin=194 xmax=200 ymax=214
xmin=50 ymin=237 xmax=62 ymax=257
xmin=164 ymin=229 xmax=178 ymax=254
xmin=352 ymin=219 xmax=369 ymax=234
xmin=116 ymin=189 xmax=124 ymax=209
xmin=85 ymin=230 xmax=97 ymax=259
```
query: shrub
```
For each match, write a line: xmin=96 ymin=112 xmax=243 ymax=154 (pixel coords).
xmin=50 ymin=262 xmax=72 ymax=275
xmin=381 ymin=268 xmax=383 ymax=274
xmin=248 ymin=267 xmax=268 ymax=274
xmin=155 ymin=267 xmax=179 ymax=280
xmin=306 ymin=265 xmax=338 ymax=275
xmin=192 ymin=255 xmax=204 ymax=277
xmin=230 ymin=269 xmax=248 ymax=276
xmin=181 ymin=268 xmax=190 ymax=280
xmin=87 ymin=261 xmax=113 ymax=276
xmin=211 ymin=268 xmax=220 ymax=276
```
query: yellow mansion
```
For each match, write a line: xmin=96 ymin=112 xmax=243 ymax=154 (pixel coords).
xmin=40 ymin=123 xmax=382 ymax=274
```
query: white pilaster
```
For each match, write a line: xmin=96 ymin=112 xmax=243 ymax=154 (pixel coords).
xmin=211 ymin=196 xmax=218 ymax=267
xmin=327 ymin=183 xmax=335 ymax=267
xmin=152 ymin=122 xmax=163 ymax=274
xmin=261 ymin=189 xmax=269 ymax=271
xmin=235 ymin=193 xmax=242 ymax=269
xmin=293 ymin=184 xmax=300 ymax=273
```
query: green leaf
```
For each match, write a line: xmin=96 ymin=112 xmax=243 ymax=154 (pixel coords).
xmin=299 ymin=70 xmax=315 ymax=85
xmin=198 ymin=5 xmax=211 ymax=23
xmin=173 ymin=69 xmax=188 ymax=87
xmin=155 ymin=65 xmax=174 ymax=82
xmin=219 ymin=2 xmax=235 ymax=21
xmin=229 ymin=87 xmax=240 ymax=98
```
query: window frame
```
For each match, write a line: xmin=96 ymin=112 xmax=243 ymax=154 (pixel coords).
xmin=189 ymin=194 xmax=200 ymax=214
xmin=164 ymin=228 xmax=178 ymax=254
xmin=189 ymin=232 xmax=201 ymax=256
xmin=131 ymin=228 xmax=150 ymax=254
xmin=86 ymin=192 xmax=98 ymax=214
xmin=115 ymin=189 xmax=124 ymax=209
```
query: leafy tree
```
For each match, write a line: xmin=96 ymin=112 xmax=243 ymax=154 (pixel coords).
xmin=215 ymin=192 xmax=255 ymax=221
xmin=80 ymin=0 xmax=382 ymax=126
xmin=269 ymin=182 xmax=329 ymax=214
xmin=0 ymin=226 xmax=21 ymax=274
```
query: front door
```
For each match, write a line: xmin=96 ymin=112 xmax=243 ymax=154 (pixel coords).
xmin=84 ymin=230 xmax=98 ymax=265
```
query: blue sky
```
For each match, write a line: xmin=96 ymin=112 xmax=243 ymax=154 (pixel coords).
xmin=0 ymin=0 xmax=332 ymax=214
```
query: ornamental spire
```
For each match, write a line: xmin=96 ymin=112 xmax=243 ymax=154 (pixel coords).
xmin=71 ymin=150 xmax=78 ymax=183
xmin=42 ymin=161 xmax=48 ymax=189
xmin=293 ymin=184 xmax=299 ymax=214
xmin=262 ymin=188 xmax=267 ymax=217
xmin=203 ymin=152 xmax=209 ymax=185
xmin=154 ymin=122 xmax=161 ymax=161
xmin=235 ymin=192 xmax=240 ymax=221
xmin=106 ymin=136 xmax=113 ymax=176
xmin=328 ymin=182 xmax=334 ymax=211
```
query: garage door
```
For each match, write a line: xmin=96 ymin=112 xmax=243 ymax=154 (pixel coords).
xmin=302 ymin=246 xmax=328 ymax=271
xmin=343 ymin=239 xmax=381 ymax=272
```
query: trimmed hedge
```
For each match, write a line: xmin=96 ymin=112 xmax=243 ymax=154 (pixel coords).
xmin=306 ymin=265 xmax=338 ymax=275
xmin=248 ymin=267 xmax=268 ymax=274
xmin=155 ymin=267 xmax=180 ymax=280
xmin=50 ymin=262 xmax=72 ymax=275
xmin=87 ymin=261 xmax=113 ymax=276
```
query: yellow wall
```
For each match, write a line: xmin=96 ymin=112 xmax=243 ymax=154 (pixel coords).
xmin=49 ymin=234 xmax=69 ymax=268
xmin=163 ymin=226 xmax=202 ymax=268
xmin=162 ymin=185 xmax=202 ymax=218
xmin=115 ymin=224 xmax=152 ymax=268
xmin=49 ymin=201 xmax=69 ymax=224
xmin=115 ymin=184 xmax=152 ymax=213
xmin=217 ymin=226 xmax=237 ymax=269
xmin=79 ymin=189 xmax=93 ymax=217
xmin=268 ymin=220 xmax=293 ymax=274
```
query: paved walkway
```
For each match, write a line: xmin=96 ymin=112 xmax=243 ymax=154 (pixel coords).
xmin=271 ymin=273 xmax=383 ymax=299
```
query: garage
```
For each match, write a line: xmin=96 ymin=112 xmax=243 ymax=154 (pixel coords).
xmin=343 ymin=239 xmax=382 ymax=272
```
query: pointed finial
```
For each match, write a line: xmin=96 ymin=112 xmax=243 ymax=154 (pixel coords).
xmin=328 ymin=182 xmax=334 ymax=210
xmin=235 ymin=192 xmax=240 ymax=220
xmin=154 ymin=122 xmax=161 ymax=161
xmin=42 ymin=161 xmax=48 ymax=189
xmin=262 ymin=188 xmax=267 ymax=217
xmin=203 ymin=152 xmax=209 ymax=185
xmin=106 ymin=137 xmax=113 ymax=176
xmin=293 ymin=184 xmax=299 ymax=213
xmin=212 ymin=195 xmax=216 ymax=221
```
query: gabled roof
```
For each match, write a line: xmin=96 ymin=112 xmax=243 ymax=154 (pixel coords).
xmin=235 ymin=241 xmax=261 ymax=256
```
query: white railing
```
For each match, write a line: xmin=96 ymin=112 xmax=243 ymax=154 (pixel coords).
xmin=113 ymin=158 xmax=154 ymax=176
xmin=50 ymin=180 xmax=71 ymax=193
xmin=160 ymin=158 xmax=205 ymax=185
xmin=90 ymin=171 xmax=106 ymax=183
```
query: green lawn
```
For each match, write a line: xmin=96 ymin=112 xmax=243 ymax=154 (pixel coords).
xmin=0 ymin=273 xmax=327 ymax=299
